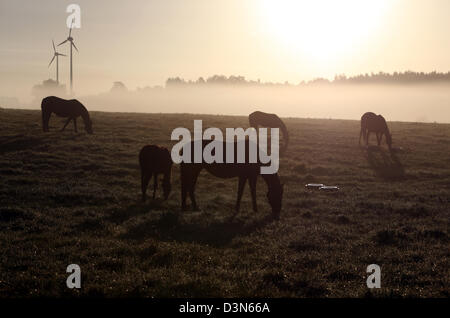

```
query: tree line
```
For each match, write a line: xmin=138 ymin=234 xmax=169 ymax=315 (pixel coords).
xmin=165 ymin=71 xmax=450 ymax=88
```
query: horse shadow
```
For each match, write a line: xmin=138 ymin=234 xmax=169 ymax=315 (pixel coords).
xmin=118 ymin=207 xmax=276 ymax=247
xmin=364 ymin=146 xmax=406 ymax=181
xmin=105 ymin=199 xmax=167 ymax=224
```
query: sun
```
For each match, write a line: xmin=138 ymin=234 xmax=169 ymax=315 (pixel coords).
xmin=260 ymin=0 xmax=390 ymax=63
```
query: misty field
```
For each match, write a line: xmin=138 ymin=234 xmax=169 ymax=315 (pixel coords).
xmin=0 ymin=108 xmax=449 ymax=298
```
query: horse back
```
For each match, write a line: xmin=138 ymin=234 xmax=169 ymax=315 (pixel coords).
xmin=41 ymin=96 xmax=86 ymax=117
xmin=249 ymin=111 xmax=283 ymax=127
xmin=361 ymin=112 xmax=387 ymax=132
xmin=181 ymin=139 xmax=262 ymax=178
xmin=139 ymin=145 xmax=172 ymax=174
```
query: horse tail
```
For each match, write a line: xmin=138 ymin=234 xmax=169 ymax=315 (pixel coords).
xmin=139 ymin=146 xmax=151 ymax=201
xmin=359 ymin=118 xmax=366 ymax=144
xmin=41 ymin=97 xmax=50 ymax=132
xmin=360 ymin=127 xmax=366 ymax=144
xmin=139 ymin=146 xmax=148 ymax=175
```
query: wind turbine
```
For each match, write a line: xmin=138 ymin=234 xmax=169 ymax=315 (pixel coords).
xmin=58 ymin=19 xmax=78 ymax=94
xmin=48 ymin=40 xmax=66 ymax=84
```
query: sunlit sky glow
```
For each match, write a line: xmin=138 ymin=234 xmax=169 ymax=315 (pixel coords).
xmin=0 ymin=0 xmax=449 ymax=101
xmin=261 ymin=0 xmax=389 ymax=62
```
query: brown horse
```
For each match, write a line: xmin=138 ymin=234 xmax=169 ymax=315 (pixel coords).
xmin=179 ymin=139 xmax=283 ymax=219
xmin=249 ymin=111 xmax=289 ymax=154
xmin=41 ymin=96 xmax=93 ymax=134
xmin=359 ymin=112 xmax=392 ymax=150
xmin=139 ymin=145 xmax=173 ymax=202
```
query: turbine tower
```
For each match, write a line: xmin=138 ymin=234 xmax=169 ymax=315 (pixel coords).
xmin=48 ymin=40 xmax=66 ymax=84
xmin=58 ymin=20 xmax=78 ymax=94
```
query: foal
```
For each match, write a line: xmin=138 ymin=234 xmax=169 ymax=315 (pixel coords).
xmin=139 ymin=145 xmax=173 ymax=202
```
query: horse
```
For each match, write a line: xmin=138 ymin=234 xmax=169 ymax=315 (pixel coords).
xmin=249 ymin=111 xmax=289 ymax=154
xmin=41 ymin=96 xmax=93 ymax=134
xmin=139 ymin=145 xmax=173 ymax=202
xmin=359 ymin=112 xmax=392 ymax=150
xmin=179 ymin=139 xmax=284 ymax=219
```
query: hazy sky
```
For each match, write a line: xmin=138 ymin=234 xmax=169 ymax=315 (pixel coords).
xmin=1 ymin=0 xmax=449 ymax=101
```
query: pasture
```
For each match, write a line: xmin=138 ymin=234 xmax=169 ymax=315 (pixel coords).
xmin=0 ymin=108 xmax=449 ymax=297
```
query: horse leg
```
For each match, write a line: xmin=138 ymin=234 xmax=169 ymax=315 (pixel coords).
xmin=189 ymin=169 xmax=200 ymax=210
xmin=180 ymin=164 xmax=189 ymax=210
xmin=249 ymin=175 xmax=258 ymax=212
xmin=181 ymin=164 xmax=200 ymax=210
xmin=61 ymin=117 xmax=71 ymax=131
xmin=235 ymin=176 xmax=247 ymax=213
xmin=153 ymin=173 xmax=158 ymax=199
xmin=366 ymin=131 xmax=370 ymax=146
xmin=141 ymin=171 xmax=151 ymax=202
xmin=188 ymin=167 xmax=201 ymax=210
xmin=42 ymin=111 xmax=51 ymax=132
xmin=73 ymin=118 xmax=78 ymax=133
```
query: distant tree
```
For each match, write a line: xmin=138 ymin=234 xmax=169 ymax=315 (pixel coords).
xmin=162 ymin=71 xmax=450 ymax=88
xmin=31 ymin=79 xmax=67 ymax=104
xmin=206 ymin=75 xmax=228 ymax=85
xmin=110 ymin=81 xmax=128 ymax=93
xmin=308 ymin=78 xmax=330 ymax=85
xmin=166 ymin=77 xmax=187 ymax=87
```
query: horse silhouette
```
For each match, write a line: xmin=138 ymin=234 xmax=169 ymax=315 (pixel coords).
xmin=359 ymin=112 xmax=392 ymax=150
xmin=41 ymin=96 xmax=93 ymax=134
xmin=139 ymin=145 xmax=173 ymax=202
xmin=249 ymin=111 xmax=289 ymax=154
xmin=179 ymin=139 xmax=283 ymax=219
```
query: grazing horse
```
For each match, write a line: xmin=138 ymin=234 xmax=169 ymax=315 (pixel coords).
xmin=249 ymin=111 xmax=289 ymax=154
xmin=139 ymin=145 xmax=173 ymax=202
xmin=41 ymin=96 xmax=93 ymax=134
xmin=179 ymin=139 xmax=284 ymax=219
xmin=359 ymin=112 xmax=392 ymax=150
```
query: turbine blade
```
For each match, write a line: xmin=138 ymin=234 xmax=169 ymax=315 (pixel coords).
xmin=69 ymin=18 xmax=74 ymax=37
xmin=72 ymin=42 xmax=78 ymax=52
xmin=48 ymin=55 xmax=56 ymax=67
xmin=52 ymin=40 xmax=56 ymax=52
xmin=58 ymin=39 xmax=68 ymax=46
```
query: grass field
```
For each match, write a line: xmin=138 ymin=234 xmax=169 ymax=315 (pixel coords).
xmin=0 ymin=108 xmax=449 ymax=297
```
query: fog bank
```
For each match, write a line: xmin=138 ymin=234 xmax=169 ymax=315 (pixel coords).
xmin=5 ymin=84 xmax=450 ymax=123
